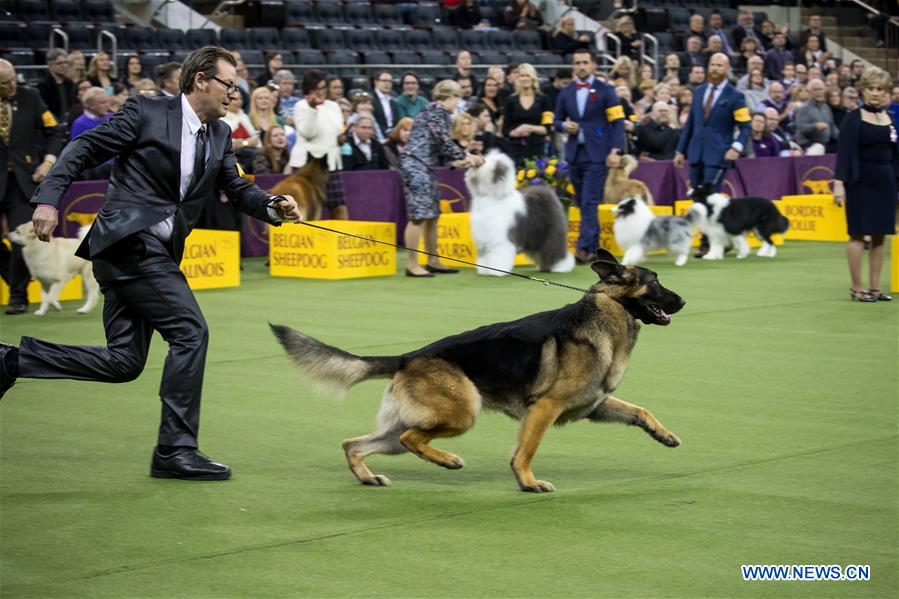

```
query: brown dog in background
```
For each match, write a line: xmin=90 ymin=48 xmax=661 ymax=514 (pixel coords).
xmin=269 ymin=156 xmax=333 ymax=220
xmin=604 ymin=154 xmax=654 ymax=205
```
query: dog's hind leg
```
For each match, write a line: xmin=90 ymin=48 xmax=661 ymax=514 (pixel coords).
xmin=732 ymin=235 xmax=751 ymax=259
xmin=342 ymin=387 xmax=408 ymax=486
xmin=511 ymin=397 xmax=567 ymax=492
xmin=589 ymin=396 xmax=680 ymax=447
xmin=46 ymin=281 xmax=65 ymax=311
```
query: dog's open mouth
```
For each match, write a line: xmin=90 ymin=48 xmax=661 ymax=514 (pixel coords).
xmin=648 ymin=305 xmax=671 ymax=325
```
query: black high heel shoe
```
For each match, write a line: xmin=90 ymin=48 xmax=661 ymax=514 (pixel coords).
xmin=868 ymin=289 xmax=892 ymax=301
xmin=850 ymin=289 xmax=876 ymax=302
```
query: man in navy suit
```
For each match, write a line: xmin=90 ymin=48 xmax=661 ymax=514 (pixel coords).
xmin=675 ymin=52 xmax=751 ymax=189
xmin=675 ymin=52 xmax=750 ymax=255
xmin=554 ymin=50 xmax=625 ymax=263
xmin=0 ymin=47 xmax=303 ymax=480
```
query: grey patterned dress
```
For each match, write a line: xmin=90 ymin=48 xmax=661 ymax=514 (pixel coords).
xmin=399 ymin=102 xmax=466 ymax=221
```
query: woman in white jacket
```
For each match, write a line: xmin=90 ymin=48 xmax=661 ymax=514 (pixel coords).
xmin=289 ymin=69 xmax=349 ymax=219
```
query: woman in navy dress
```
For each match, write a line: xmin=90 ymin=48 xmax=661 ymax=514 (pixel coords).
xmin=834 ymin=67 xmax=898 ymax=302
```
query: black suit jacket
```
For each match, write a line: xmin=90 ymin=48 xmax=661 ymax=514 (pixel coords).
xmin=0 ymin=86 xmax=66 ymax=199
xmin=36 ymin=74 xmax=76 ymax=122
xmin=371 ymin=92 xmax=399 ymax=134
xmin=732 ymin=26 xmax=765 ymax=51
xmin=345 ymin=138 xmax=389 ymax=171
xmin=31 ymin=94 xmax=278 ymax=264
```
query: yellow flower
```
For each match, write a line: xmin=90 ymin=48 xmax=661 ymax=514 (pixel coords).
xmin=550 ymin=158 xmax=558 ymax=165
xmin=517 ymin=170 xmax=525 ymax=181
xmin=566 ymin=183 xmax=575 ymax=194
xmin=546 ymin=165 xmax=556 ymax=176
xmin=526 ymin=169 xmax=537 ymax=179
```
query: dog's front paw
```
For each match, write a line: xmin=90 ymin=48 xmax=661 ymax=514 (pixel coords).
xmin=51 ymin=302 xmax=62 ymax=311
xmin=653 ymin=430 xmax=681 ymax=447
xmin=361 ymin=474 xmax=392 ymax=487
xmin=33 ymin=308 xmax=47 ymax=316
xmin=520 ymin=479 xmax=555 ymax=493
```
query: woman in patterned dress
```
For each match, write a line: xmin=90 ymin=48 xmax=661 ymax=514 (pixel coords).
xmin=399 ymin=80 xmax=484 ymax=277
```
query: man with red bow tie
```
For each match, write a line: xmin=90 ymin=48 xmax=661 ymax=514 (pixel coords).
xmin=553 ymin=50 xmax=625 ymax=263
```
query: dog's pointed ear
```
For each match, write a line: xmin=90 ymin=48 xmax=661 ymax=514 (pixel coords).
xmin=590 ymin=250 xmax=624 ymax=280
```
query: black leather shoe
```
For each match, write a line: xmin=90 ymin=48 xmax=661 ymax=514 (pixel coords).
xmin=150 ymin=448 xmax=231 ymax=480
xmin=0 ymin=343 xmax=17 ymax=400
xmin=425 ymin=265 xmax=459 ymax=274
xmin=4 ymin=303 xmax=27 ymax=315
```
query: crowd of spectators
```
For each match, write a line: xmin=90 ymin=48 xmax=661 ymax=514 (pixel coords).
xmin=30 ymin=8 xmax=899 ymax=181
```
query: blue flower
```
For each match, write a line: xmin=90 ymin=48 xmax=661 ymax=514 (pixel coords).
xmin=529 ymin=178 xmax=545 ymax=186
xmin=536 ymin=158 xmax=548 ymax=169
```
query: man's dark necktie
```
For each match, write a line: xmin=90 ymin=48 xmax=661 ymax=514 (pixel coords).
xmin=188 ymin=125 xmax=207 ymax=194
xmin=703 ymin=85 xmax=717 ymax=120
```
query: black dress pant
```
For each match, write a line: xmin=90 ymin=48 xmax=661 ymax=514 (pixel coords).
xmin=0 ymin=181 xmax=34 ymax=305
xmin=17 ymin=232 xmax=209 ymax=448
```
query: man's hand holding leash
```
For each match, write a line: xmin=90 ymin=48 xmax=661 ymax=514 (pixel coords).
xmin=270 ymin=195 xmax=303 ymax=222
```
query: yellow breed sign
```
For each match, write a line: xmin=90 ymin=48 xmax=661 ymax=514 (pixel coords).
xmin=270 ymin=221 xmax=396 ymax=279
xmin=673 ymin=200 xmax=784 ymax=248
xmin=568 ymin=204 xmax=674 ymax=256
xmin=179 ymin=229 xmax=240 ymax=290
xmin=417 ymin=212 xmax=533 ymax=268
xmin=778 ymin=194 xmax=847 ymax=242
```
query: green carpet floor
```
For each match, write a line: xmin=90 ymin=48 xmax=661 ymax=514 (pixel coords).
xmin=1 ymin=242 xmax=896 ymax=599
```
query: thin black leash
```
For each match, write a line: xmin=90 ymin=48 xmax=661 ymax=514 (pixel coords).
xmin=291 ymin=219 xmax=594 ymax=295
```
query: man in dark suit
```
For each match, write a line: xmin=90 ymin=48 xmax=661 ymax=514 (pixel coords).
xmin=371 ymin=70 xmax=398 ymax=141
xmin=155 ymin=62 xmax=181 ymax=98
xmin=345 ymin=114 xmax=389 ymax=171
xmin=0 ymin=47 xmax=303 ymax=480
xmin=0 ymin=59 xmax=66 ymax=314
xmin=674 ymin=53 xmax=751 ymax=255
xmin=554 ymin=50 xmax=625 ymax=263
xmin=36 ymin=48 xmax=77 ymax=124
xmin=731 ymin=10 xmax=765 ymax=52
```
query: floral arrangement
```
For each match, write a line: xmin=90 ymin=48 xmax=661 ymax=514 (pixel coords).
xmin=515 ymin=157 xmax=576 ymax=208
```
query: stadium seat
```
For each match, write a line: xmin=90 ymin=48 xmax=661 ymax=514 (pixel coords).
xmin=0 ymin=22 xmax=24 ymax=48
xmin=315 ymin=1 xmax=345 ymax=25
xmin=285 ymin=1 xmax=317 ymax=27
xmin=431 ymin=27 xmax=458 ymax=51
xmin=405 ymin=29 xmax=430 ymax=52
xmin=281 ymin=27 xmax=310 ymax=48
xmin=374 ymin=28 xmax=405 ymax=51
xmin=390 ymin=50 xmax=420 ymax=66
xmin=344 ymin=1 xmax=371 ymax=23
xmin=372 ymin=4 xmax=403 ymax=26
xmin=83 ymin=0 xmax=115 ymax=23
xmin=653 ymin=32 xmax=676 ymax=52
xmin=506 ymin=50 xmax=533 ymax=65
xmin=123 ymin=26 xmax=157 ymax=50
xmin=477 ymin=50 xmax=506 ymax=65
xmin=23 ymin=22 xmax=57 ymax=49
xmin=248 ymin=27 xmax=280 ymax=50
xmin=314 ymin=28 xmax=345 ymax=51
xmin=490 ymin=30 xmax=515 ymax=53
xmin=140 ymin=51 xmax=173 ymax=75
xmin=326 ymin=49 xmax=359 ymax=76
xmin=532 ymin=51 xmax=564 ymax=65
xmin=51 ymin=0 xmax=82 ymax=21
xmin=361 ymin=50 xmax=392 ymax=66
xmin=460 ymin=29 xmax=493 ymax=51
xmin=220 ymin=28 xmax=249 ymax=49
xmin=0 ymin=0 xmax=15 ymax=21
xmin=295 ymin=48 xmax=326 ymax=65
xmin=61 ymin=22 xmax=96 ymax=50
xmin=17 ymin=0 xmax=50 ymax=21
xmin=643 ymin=8 xmax=670 ymax=33
xmin=1 ymin=49 xmax=34 ymax=66
xmin=512 ymin=29 xmax=541 ymax=51
xmin=669 ymin=7 xmax=689 ymax=31
xmin=156 ymin=28 xmax=189 ymax=51
xmin=346 ymin=28 xmax=377 ymax=51
xmin=408 ymin=2 xmax=443 ymax=28
xmin=187 ymin=28 xmax=218 ymax=47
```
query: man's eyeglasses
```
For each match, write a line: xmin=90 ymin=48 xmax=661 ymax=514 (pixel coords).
xmin=211 ymin=75 xmax=239 ymax=95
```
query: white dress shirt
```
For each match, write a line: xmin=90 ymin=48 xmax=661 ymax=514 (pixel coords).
xmin=375 ymin=90 xmax=394 ymax=129
xmin=148 ymin=95 xmax=209 ymax=241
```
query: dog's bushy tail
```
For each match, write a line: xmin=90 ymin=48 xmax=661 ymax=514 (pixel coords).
xmin=270 ymin=324 xmax=402 ymax=394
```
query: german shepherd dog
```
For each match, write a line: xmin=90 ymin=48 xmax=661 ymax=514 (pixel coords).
xmin=269 ymin=156 xmax=330 ymax=221
xmin=271 ymin=250 xmax=684 ymax=492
